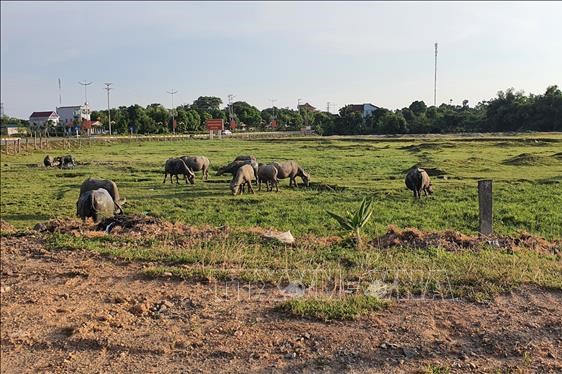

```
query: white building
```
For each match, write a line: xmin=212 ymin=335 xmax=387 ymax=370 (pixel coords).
xmin=29 ymin=111 xmax=60 ymax=128
xmin=56 ymin=104 xmax=91 ymax=128
xmin=348 ymin=103 xmax=379 ymax=118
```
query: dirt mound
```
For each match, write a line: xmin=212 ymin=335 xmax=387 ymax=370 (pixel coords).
xmin=371 ymin=225 xmax=561 ymax=255
xmin=400 ymin=142 xmax=455 ymax=153
xmin=0 ymin=219 xmax=16 ymax=233
xmin=36 ymin=215 xmax=229 ymax=242
xmin=502 ymin=153 xmax=550 ymax=166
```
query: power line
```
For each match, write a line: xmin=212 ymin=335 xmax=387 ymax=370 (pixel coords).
xmin=104 ymin=83 xmax=113 ymax=136
xmin=78 ymin=80 xmax=93 ymax=105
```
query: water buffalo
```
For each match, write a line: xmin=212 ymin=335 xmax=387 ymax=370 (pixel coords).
xmin=405 ymin=167 xmax=433 ymax=199
xmin=180 ymin=156 xmax=210 ymax=181
xmin=257 ymin=163 xmax=279 ymax=192
xmin=272 ymin=160 xmax=310 ymax=187
xmin=79 ymin=178 xmax=125 ymax=211
xmin=230 ymin=164 xmax=255 ymax=195
xmin=163 ymin=158 xmax=195 ymax=184
xmin=76 ymin=188 xmax=122 ymax=223
xmin=216 ymin=159 xmax=259 ymax=182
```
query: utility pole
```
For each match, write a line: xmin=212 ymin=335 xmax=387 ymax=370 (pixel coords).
xmin=104 ymin=83 xmax=113 ymax=136
xmin=58 ymin=78 xmax=62 ymax=106
xmin=78 ymin=80 xmax=93 ymax=105
xmin=167 ymin=89 xmax=178 ymax=134
xmin=326 ymin=102 xmax=331 ymax=113
xmin=434 ymin=42 xmax=438 ymax=107
xmin=228 ymin=94 xmax=235 ymax=124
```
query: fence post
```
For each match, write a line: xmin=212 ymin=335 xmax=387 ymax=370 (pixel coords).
xmin=478 ymin=180 xmax=493 ymax=236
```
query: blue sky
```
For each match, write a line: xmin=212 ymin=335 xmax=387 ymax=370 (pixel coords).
xmin=1 ymin=1 xmax=561 ymax=118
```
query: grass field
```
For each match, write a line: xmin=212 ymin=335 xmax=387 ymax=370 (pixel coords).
xmin=2 ymin=134 xmax=561 ymax=238
xmin=2 ymin=134 xmax=561 ymax=314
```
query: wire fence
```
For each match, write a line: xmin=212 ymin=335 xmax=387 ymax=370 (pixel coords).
xmin=0 ymin=131 xmax=307 ymax=156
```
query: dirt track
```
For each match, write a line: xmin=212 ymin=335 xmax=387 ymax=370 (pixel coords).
xmin=1 ymin=234 xmax=561 ymax=373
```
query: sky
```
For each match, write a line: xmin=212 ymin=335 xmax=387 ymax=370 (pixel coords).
xmin=1 ymin=1 xmax=561 ymax=119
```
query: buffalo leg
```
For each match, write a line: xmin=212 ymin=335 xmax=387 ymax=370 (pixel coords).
xmin=247 ymin=181 xmax=255 ymax=194
xmin=163 ymin=174 xmax=168 ymax=183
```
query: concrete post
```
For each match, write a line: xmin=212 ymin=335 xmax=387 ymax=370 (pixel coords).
xmin=478 ymin=180 xmax=493 ymax=236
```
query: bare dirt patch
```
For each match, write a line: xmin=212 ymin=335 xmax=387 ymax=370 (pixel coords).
xmin=371 ymin=225 xmax=561 ymax=255
xmin=1 ymin=234 xmax=561 ymax=373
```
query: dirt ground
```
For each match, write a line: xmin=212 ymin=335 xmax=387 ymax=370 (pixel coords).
xmin=1 ymin=234 xmax=561 ymax=373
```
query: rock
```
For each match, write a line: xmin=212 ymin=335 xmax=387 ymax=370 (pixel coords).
xmin=262 ymin=230 xmax=295 ymax=245
xmin=163 ymin=272 xmax=173 ymax=277
xmin=364 ymin=280 xmax=389 ymax=298
xmin=380 ymin=343 xmax=388 ymax=349
xmin=129 ymin=302 xmax=149 ymax=316
xmin=0 ymin=286 xmax=11 ymax=293
xmin=283 ymin=281 xmax=306 ymax=296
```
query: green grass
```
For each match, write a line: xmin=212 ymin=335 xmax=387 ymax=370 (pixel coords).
xmin=42 ymin=230 xmax=562 ymax=303
xmin=277 ymin=295 xmax=387 ymax=321
xmin=1 ymin=135 xmax=562 ymax=239
xmin=2 ymin=134 xmax=562 ymax=319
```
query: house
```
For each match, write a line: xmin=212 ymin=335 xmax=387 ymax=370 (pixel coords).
xmin=347 ymin=103 xmax=379 ymax=118
xmin=29 ymin=111 xmax=60 ymax=129
xmin=81 ymin=120 xmax=103 ymax=135
xmin=298 ymin=103 xmax=317 ymax=112
xmin=56 ymin=104 xmax=91 ymax=128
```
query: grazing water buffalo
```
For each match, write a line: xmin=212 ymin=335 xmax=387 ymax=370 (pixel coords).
xmin=163 ymin=158 xmax=195 ymax=184
xmin=257 ymin=163 xmax=279 ymax=192
xmin=180 ymin=156 xmax=210 ymax=180
xmin=230 ymin=164 xmax=255 ymax=195
xmin=79 ymin=178 xmax=125 ymax=210
xmin=76 ymin=188 xmax=122 ymax=223
xmin=217 ymin=159 xmax=259 ymax=181
xmin=272 ymin=160 xmax=310 ymax=187
xmin=405 ymin=167 xmax=433 ymax=199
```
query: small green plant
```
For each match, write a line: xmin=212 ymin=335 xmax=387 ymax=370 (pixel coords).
xmin=327 ymin=197 xmax=374 ymax=249
xmin=425 ymin=364 xmax=450 ymax=374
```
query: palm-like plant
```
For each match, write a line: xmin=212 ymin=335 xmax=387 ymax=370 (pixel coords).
xmin=327 ymin=198 xmax=374 ymax=249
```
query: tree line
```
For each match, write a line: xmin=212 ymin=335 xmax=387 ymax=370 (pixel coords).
xmin=2 ymin=85 xmax=560 ymax=136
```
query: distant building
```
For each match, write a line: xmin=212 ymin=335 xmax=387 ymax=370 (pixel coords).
xmin=81 ymin=120 xmax=104 ymax=135
xmin=1 ymin=124 xmax=28 ymax=136
xmin=347 ymin=103 xmax=379 ymax=118
xmin=29 ymin=111 xmax=60 ymax=128
xmin=298 ymin=103 xmax=317 ymax=112
xmin=56 ymin=104 xmax=91 ymax=128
